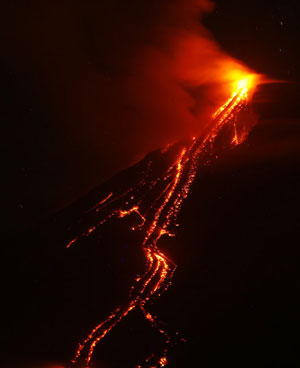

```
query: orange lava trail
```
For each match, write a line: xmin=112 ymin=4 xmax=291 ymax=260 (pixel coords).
xmin=67 ymin=77 xmax=258 ymax=367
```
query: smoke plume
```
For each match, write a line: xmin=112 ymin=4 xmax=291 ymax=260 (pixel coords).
xmin=1 ymin=0 xmax=253 ymax=219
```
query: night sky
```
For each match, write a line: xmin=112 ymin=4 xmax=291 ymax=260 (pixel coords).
xmin=2 ymin=1 xmax=300 ymax=367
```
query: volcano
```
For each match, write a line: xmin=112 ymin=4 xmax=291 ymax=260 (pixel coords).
xmin=2 ymin=81 xmax=300 ymax=368
xmin=62 ymin=75 xmax=260 ymax=368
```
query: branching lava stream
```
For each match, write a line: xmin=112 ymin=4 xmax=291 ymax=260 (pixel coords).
xmin=66 ymin=74 xmax=259 ymax=367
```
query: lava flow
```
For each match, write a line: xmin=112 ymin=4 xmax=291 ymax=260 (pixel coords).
xmin=66 ymin=74 xmax=259 ymax=367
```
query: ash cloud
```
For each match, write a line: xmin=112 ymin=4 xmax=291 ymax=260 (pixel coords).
xmin=1 ymin=0 xmax=251 ymax=221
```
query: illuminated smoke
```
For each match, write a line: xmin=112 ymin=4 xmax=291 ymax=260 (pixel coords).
xmin=1 ymin=0 xmax=261 ymax=210
xmin=118 ymin=0 xmax=256 ymax=147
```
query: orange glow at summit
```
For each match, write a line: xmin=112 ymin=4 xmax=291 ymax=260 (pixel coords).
xmin=231 ymin=73 xmax=260 ymax=96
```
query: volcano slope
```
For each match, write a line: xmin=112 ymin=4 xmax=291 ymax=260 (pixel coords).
xmin=2 ymin=82 xmax=300 ymax=368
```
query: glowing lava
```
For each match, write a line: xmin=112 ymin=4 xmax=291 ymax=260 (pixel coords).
xmin=66 ymin=74 xmax=259 ymax=367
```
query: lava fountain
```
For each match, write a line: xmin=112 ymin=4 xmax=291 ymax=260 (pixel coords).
xmin=66 ymin=72 xmax=260 ymax=367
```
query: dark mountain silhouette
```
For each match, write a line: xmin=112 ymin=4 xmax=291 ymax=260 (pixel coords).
xmin=2 ymin=83 xmax=300 ymax=368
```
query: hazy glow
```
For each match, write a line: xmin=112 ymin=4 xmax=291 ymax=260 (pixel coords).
xmin=229 ymin=72 xmax=259 ymax=96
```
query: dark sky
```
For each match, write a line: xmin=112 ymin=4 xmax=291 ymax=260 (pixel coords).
xmin=205 ymin=0 xmax=300 ymax=80
xmin=1 ymin=0 xmax=300 ymax=231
